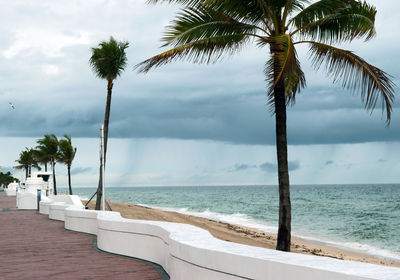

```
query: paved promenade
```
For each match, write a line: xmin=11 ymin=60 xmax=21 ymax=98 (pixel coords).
xmin=0 ymin=192 xmax=168 ymax=280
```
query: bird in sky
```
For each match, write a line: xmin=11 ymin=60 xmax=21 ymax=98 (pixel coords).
xmin=9 ymin=102 xmax=15 ymax=109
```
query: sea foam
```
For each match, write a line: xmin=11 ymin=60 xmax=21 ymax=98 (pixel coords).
xmin=141 ymin=204 xmax=400 ymax=261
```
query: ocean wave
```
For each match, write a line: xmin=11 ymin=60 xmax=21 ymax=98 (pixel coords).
xmin=138 ymin=204 xmax=400 ymax=261
xmin=77 ymin=195 xmax=89 ymax=201
xmin=137 ymin=204 xmax=278 ymax=233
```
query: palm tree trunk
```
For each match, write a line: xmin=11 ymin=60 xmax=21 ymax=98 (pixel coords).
xmin=25 ymin=167 xmax=28 ymax=179
xmin=28 ymin=165 xmax=31 ymax=177
xmin=52 ymin=161 xmax=57 ymax=195
xmin=95 ymin=80 xmax=113 ymax=210
xmin=274 ymin=78 xmax=292 ymax=252
xmin=68 ymin=165 xmax=72 ymax=195
xmin=45 ymin=162 xmax=47 ymax=172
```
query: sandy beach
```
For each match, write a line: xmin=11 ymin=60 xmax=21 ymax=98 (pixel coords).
xmin=84 ymin=200 xmax=400 ymax=268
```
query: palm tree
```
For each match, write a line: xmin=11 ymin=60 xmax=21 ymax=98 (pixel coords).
xmin=89 ymin=36 xmax=129 ymax=210
xmin=33 ymin=148 xmax=50 ymax=172
xmin=14 ymin=148 xmax=41 ymax=179
xmin=58 ymin=135 xmax=77 ymax=195
xmin=0 ymin=171 xmax=19 ymax=186
xmin=37 ymin=135 xmax=59 ymax=195
xmin=137 ymin=0 xmax=395 ymax=251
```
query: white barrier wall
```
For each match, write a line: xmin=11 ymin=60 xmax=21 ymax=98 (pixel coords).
xmin=64 ymin=208 xmax=102 ymax=235
xmin=41 ymin=195 xmax=84 ymax=216
xmin=16 ymin=192 xmax=37 ymax=209
xmin=41 ymin=201 xmax=400 ymax=280
xmin=5 ymin=189 xmax=16 ymax=196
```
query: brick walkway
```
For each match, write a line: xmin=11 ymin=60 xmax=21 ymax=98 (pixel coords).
xmin=0 ymin=192 xmax=169 ymax=280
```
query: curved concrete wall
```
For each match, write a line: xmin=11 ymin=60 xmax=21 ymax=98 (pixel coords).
xmin=64 ymin=208 xmax=101 ymax=235
xmin=16 ymin=192 xmax=37 ymax=209
xmin=41 ymin=202 xmax=400 ymax=280
xmin=5 ymin=189 xmax=16 ymax=196
xmin=41 ymin=195 xmax=84 ymax=216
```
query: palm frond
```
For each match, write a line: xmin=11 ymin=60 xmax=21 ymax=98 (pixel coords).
xmin=36 ymin=134 xmax=59 ymax=161
xmin=162 ymin=6 xmax=261 ymax=47
xmin=291 ymin=0 xmax=376 ymax=43
xmin=283 ymin=0 xmax=308 ymax=23
xmin=291 ymin=0 xmax=347 ymax=27
xmin=137 ymin=34 xmax=250 ymax=72
xmin=147 ymin=0 xmax=204 ymax=6
xmin=308 ymin=42 xmax=395 ymax=122
xmin=203 ymin=0 xmax=267 ymax=25
xmin=58 ymin=135 xmax=77 ymax=165
xmin=265 ymin=34 xmax=306 ymax=106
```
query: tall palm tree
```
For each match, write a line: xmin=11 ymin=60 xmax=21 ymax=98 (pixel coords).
xmin=89 ymin=36 xmax=129 ymax=210
xmin=58 ymin=135 xmax=77 ymax=195
xmin=37 ymin=135 xmax=59 ymax=195
xmin=14 ymin=148 xmax=41 ymax=179
xmin=137 ymin=0 xmax=395 ymax=251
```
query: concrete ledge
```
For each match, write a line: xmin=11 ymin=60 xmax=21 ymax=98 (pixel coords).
xmin=5 ymin=189 xmax=16 ymax=196
xmin=39 ymin=199 xmax=53 ymax=215
xmin=42 ymin=202 xmax=400 ymax=280
xmin=65 ymin=208 xmax=101 ymax=235
xmin=49 ymin=202 xmax=69 ymax=221
xmin=49 ymin=202 xmax=84 ymax=221
xmin=16 ymin=192 xmax=37 ymax=210
xmin=97 ymin=212 xmax=170 ymax=271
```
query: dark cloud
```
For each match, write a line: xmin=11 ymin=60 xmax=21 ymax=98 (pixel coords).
xmin=325 ymin=160 xmax=334 ymax=165
xmin=377 ymin=159 xmax=387 ymax=163
xmin=0 ymin=1 xmax=399 ymax=147
xmin=70 ymin=167 xmax=92 ymax=175
xmin=259 ymin=161 xmax=300 ymax=173
xmin=233 ymin=163 xmax=257 ymax=172
xmin=259 ymin=162 xmax=276 ymax=173
xmin=1 ymin=86 xmax=399 ymax=146
xmin=289 ymin=161 xmax=301 ymax=171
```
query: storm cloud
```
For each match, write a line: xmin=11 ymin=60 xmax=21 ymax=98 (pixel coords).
xmin=71 ymin=167 xmax=92 ymax=175
xmin=259 ymin=161 xmax=301 ymax=173
xmin=1 ymin=86 xmax=399 ymax=145
xmin=0 ymin=1 xmax=399 ymax=147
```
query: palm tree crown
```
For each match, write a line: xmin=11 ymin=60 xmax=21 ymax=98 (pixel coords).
xmin=58 ymin=135 xmax=77 ymax=195
xmin=89 ymin=36 xmax=129 ymax=84
xmin=138 ymin=0 xmax=394 ymax=120
xmin=137 ymin=0 xmax=395 ymax=251
xmin=33 ymin=148 xmax=51 ymax=172
xmin=14 ymin=148 xmax=41 ymax=179
xmin=58 ymin=135 xmax=77 ymax=168
xmin=37 ymin=134 xmax=59 ymax=195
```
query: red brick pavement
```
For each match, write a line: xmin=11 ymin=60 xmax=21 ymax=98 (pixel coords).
xmin=0 ymin=193 xmax=168 ymax=280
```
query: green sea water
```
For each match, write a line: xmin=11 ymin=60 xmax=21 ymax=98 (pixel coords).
xmin=68 ymin=184 xmax=400 ymax=260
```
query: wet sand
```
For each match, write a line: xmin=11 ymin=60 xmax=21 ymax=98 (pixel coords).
xmin=84 ymin=200 xmax=400 ymax=268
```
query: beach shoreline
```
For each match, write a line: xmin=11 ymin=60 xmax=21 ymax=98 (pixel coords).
xmin=84 ymin=200 xmax=400 ymax=268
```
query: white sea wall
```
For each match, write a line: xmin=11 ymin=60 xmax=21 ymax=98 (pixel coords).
xmin=42 ymin=201 xmax=400 ymax=280
xmin=5 ymin=188 xmax=17 ymax=196
xmin=16 ymin=192 xmax=38 ymax=209
xmin=47 ymin=195 xmax=85 ymax=221
xmin=64 ymin=208 xmax=102 ymax=235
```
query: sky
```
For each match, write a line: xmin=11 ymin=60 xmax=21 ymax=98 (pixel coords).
xmin=0 ymin=0 xmax=399 ymax=187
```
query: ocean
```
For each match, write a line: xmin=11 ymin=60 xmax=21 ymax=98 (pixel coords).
xmin=66 ymin=184 xmax=400 ymax=260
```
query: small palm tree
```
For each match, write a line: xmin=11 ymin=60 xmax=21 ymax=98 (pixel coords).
xmin=137 ymin=0 xmax=395 ymax=251
xmin=37 ymin=135 xmax=59 ymax=195
xmin=89 ymin=36 xmax=129 ymax=210
xmin=14 ymin=148 xmax=41 ymax=179
xmin=58 ymin=135 xmax=77 ymax=195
